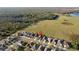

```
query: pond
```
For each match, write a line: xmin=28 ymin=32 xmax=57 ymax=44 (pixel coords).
xmin=70 ymin=13 xmax=79 ymax=16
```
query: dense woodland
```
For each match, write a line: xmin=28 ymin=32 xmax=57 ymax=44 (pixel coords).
xmin=0 ymin=12 xmax=59 ymax=40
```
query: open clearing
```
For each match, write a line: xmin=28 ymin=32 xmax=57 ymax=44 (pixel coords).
xmin=16 ymin=15 xmax=79 ymax=42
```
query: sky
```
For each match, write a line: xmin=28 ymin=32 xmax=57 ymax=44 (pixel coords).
xmin=0 ymin=0 xmax=79 ymax=7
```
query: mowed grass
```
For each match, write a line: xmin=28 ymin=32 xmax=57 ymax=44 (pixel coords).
xmin=18 ymin=15 xmax=79 ymax=42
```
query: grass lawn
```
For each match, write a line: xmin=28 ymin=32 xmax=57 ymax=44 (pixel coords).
xmin=16 ymin=14 xmax=79 ymax=42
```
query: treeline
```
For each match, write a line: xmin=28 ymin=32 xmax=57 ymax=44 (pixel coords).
xmin=0 ymin=12 xmax=59 ymax=40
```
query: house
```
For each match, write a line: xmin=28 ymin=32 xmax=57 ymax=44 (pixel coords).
xmin=0 ymin=44 xmax=7 ymax=51
xmin=57 ymin=39 xmax=63 ymax=47
xmin=9 ymin=37 xmax=18 ymax=43
xmin=46 ymin=47 xmax=52 ymax=51
xmin=18 ymin=32 xmax=27 ymax=36
xmin=53 ymin=38 xmax=58 ymax=45
xmin=47 ymin=37 xmax=53 ymax=43
xmin=5 ymin=47 xmax=13 ymax=51
xmin=20 ymin=41 xmax=28 ymax=46
xmin=35 ymin=33 xmax=39 ymax=37
xmin=35 ymin=43 xmax=40 ymax=50
xmin=39 ymin=45 xmax=45 ymax=51
xmin=37 ymin=45 xmax=42 ymax=51
xmin=66 ymin=42 xmax=72 ymax=48
xmin=63 ymin=41 xmax=70 ymax=48
xmin=31 ymin=44 xmax=36 ymax=51
xmin=44 ymin=45 xmax=52 ymax=51
xmin=31 ymin=33 xmax=35 ymax=37
xmin=42 ymin=35 xmax=48 ymax=42
xmin=51 ymin=46 xmax=56 ymax=51
xmin=30 ymin=41 xmax=35 ymax=47
xmin=6 ymin=45 xmax=17 ymax=51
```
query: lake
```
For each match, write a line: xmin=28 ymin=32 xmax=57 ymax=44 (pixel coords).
xmin=70 ymin=13 xmax=79 ymax=16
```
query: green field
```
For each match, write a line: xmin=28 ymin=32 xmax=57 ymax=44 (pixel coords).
xmin=18 ymin=14 xmax=79 ymax=43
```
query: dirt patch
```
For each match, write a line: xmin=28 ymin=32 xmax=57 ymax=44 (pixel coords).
xmin=61 ymin=21 xmax=73 ymax=25
xmin=69 ymin=33 xmax=79 ymax=43
xmin=64 ymin=20 xmax=68 ymax=21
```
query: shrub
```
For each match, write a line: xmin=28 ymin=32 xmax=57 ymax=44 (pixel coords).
xmin=69 ymin=34 xmax=79 ymax=50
